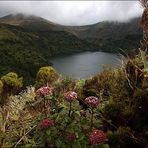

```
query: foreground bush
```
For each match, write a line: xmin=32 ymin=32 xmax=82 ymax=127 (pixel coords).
xmin=0 ymin=82 xmax=110 ymax=147
xmin=0 ymin=72 xmax=23 ymax=105
xmin=82 ymin=54 xmax=148 ymax=148
xmin=35 ymin=66 xmax=58 ymax=89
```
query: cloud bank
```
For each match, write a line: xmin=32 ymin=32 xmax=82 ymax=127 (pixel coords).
xmin=0 ymin=1 xmax=143 ymax=26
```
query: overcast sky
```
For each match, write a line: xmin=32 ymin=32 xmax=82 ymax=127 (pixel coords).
xmin=0 ymin=1 xmax=143 ymax=26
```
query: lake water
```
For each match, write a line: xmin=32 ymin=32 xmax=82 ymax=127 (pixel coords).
xmin=50 ymin=51 xmax=120 ymax=79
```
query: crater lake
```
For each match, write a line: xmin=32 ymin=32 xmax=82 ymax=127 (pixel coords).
xmin=50 ymin=51 xmax=121 ymax=78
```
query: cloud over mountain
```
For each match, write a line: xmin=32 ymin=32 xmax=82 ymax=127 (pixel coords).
xmin=0 ymin=1 xmax=143 ymax=26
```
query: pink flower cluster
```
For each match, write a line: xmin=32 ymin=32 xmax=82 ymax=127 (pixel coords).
xmin=36 ymin=86 xmax=52 ymax=97
xmin=84 ymin=96 xmax=99 ymax=108
xmin=40 ymin=119 xmax=54 ymax=129
xmin=89 ymin=129 xmax=107 ymax=145
xmin=67 ymin=132 xmax=76 ymax=142
xmin=64 ymin=91 xmax=77 ymax=102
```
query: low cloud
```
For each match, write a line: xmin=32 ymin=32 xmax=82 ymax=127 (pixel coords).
xmin=0 ymin=1 xmax=143 ymax=26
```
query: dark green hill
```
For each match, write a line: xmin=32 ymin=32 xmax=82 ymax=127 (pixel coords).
xmin=64 ymin=17 xmax=143 ymax=52
xmin=0 ymin=23 xmax=94 ymax=85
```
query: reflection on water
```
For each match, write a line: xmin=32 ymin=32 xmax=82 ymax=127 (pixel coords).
xmin=50 ymin=51 xmax=120 ymax=78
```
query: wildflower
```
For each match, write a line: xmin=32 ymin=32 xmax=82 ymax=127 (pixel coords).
xmin=85 ymin=96 xmax=99 ymax=108
xmin=89 ymin=129 xmax=107 ymax=145
xmin=67 ymin=132 xmax=76 ymax=142
xmin=36 ymin=86 xmax=52 ymax=97
xmin=40 ymin=119 xmax=54 ymax=129
xmin=64 ymin=91 xmax=77 ymax=102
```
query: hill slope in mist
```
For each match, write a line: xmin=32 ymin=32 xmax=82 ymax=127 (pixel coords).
xmin=0 ymin=13 xmax=142 ymax=52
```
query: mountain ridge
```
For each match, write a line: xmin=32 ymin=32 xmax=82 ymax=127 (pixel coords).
xmin=0 ymin=13 xmax=142 ymax=38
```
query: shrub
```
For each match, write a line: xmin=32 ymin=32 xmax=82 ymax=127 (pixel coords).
xmin=35 ymin=66 xmax=58 ymax=89
xmin=0 ymin=72 xmax=23 ymax=105
xmin=1 ymin=72 xmax=23 ymax=88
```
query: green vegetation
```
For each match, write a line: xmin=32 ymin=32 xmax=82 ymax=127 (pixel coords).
xmin=82 ymin=55 xmax=148 ymax=147
xmin=0 ymin=80 xmax=3 ymax=94
xmin=74 ymin=17 xmax=142 ymax=53
xmin=0 ymin=2 xmax=147 ymax=146
xmin=0 ymin=72 xmax=23 ymax=105
xmin=0 ymin=53 xmax=147 ymax=147
xmin=35 ymin=66 xmax=58 ymax=88
xmin=0 ymin=23 xmax=94 ymax=85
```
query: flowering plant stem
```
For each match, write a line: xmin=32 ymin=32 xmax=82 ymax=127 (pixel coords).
xmin=69 ymin=102 xmax=72 ymax=118
xmin=43 ymin=96 xmax=47 ymax=117
xmin=90 ymin=108 xmax=94 ymax=129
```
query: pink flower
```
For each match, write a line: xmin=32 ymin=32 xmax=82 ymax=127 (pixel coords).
xmin=89 ymin=129 xmax=107 ymax=145
xmin=40 ymin=119 xmax=54 ymax=129
xmin=36 ymin=86 xmax=52 ymax=97
xmin=64 ymin=91 xmax=77 ymax=102
xmin=84 ymin=96 xmax=99 ymax=108
xmin=67 ymin=132 xmax=76 ymax=142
